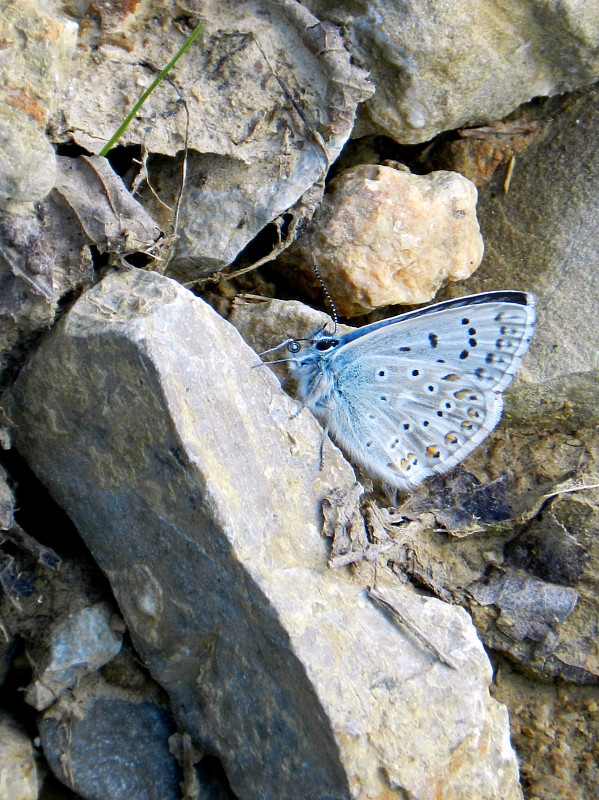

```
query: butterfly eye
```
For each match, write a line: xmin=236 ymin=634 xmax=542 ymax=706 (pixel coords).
xmin=287 ymin=341 xmax=301 ymax=353
xmin=315 ymin=339 xmax=339 ymax=352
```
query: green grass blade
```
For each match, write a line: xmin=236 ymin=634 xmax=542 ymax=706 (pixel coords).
xmin=99 ymin=20 xmax=206 ymax=157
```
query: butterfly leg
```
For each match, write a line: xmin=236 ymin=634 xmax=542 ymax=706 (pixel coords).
xmin=318 ymin=425 xmax=329 ymax=472
xmin=385 ymin=485 xmax=402 ymax=507
xmin=290 ymin=400 xmax=309 ymax=420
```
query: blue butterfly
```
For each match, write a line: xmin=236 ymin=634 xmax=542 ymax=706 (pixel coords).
xmin=263 ymin=291 xmax=535 ymax=491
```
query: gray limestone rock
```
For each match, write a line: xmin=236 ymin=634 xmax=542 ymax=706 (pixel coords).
xmin=303 ymin=0 xmax=599 ymax=144
xmin=455 ymin=87 xmax=599 ymax=403
xmin=0 ymin=110 xmax=57 ymax=211
xmin=26 ymin=603 xmax=123 ymax=711
xmin=470 ymin=493 xmax=599 ymax=684
xmin=3 ymin=269 xmax=522 ymax=800
xmin=0 ymin=154 xmax=159 ymax=388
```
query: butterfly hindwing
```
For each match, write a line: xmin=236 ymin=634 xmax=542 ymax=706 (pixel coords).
xmin=323 ymin=359 xmax=504 ymax=488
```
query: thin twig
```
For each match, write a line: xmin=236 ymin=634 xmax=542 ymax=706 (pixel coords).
xmin=542 ymin=482 xmax=599 ymax=500
xmin=368 ymin=586 xmax=459 ymax=670
xmin=503 ymin=155 xmax=516 ymax=193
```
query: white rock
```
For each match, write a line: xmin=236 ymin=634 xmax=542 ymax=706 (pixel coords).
xmin=26 ymin=604 xmax=122 ymax=711
xmin=0 ymin=711 xmax=39 ymax=800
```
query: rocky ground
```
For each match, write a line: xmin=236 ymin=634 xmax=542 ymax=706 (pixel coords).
xmin=0 ymin=2 xmax=598 ymax=799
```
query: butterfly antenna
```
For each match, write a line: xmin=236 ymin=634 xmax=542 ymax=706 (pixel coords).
xmin=252 ymin=357 xmax=297 ymax=367
xmin=311 ymin=260 xmax=338 ymax=334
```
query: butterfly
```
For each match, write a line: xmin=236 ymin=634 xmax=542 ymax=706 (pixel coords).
xmin=262 ymin=291 xmax=535 ymax=491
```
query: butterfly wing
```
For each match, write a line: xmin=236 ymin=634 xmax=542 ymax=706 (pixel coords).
xmin=301 ymin=293 xmax=535 ymax=490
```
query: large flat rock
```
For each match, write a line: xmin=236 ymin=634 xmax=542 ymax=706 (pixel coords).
xmin=3 ymin=270 xmax=522 ymax=800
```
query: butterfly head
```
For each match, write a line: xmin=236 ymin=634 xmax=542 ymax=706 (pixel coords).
xmin=257 ymin=326 xmax=339 ymax=372
xmin=287 ymin=334 xmax=339 ymax=355
xmin=283 ymin=331 xmax=341 ymax=375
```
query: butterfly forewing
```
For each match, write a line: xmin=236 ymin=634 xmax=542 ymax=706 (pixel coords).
xmin=336 ymin=296 xmax=535 ymax=393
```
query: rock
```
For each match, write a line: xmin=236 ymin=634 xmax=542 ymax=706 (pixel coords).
xmin=470 ymin=570 xmax=579 ymax=659
xmin=277 ymin=164 xmax=484 ymax=316
xmin=0 ymin=488 xmax=123 ymax=702
xmin=486 ymin=493 xmax=599 ymax=683
xmin=377 ymin=468 xmax=599 ymax=683
xmin=4 ymin=269 xmax=522 ymax=800
xmin=51 ymin=156 xmax=161 ymax=257
xmin=26 ymin=603 xmax=122 ymax=711
xmin=447 ymin=87 xmax=599 ymax=399
xmin=462 ymin=87 xmax=599 ymax=666
xmin=0 ymin=155 xmax=159 ymax=388
xmin=418 ymin=119 xmax=548 ymax=188
xmin=505 ymin=511 xmax=590 ymax=589
xmin=50 ymin=0 xmax=372 ymax=277
xmin=303 ymin=0 xmax=599 ymax=143
xmin=38 ymin=674 xmax=181 ymax=800
xmin=0 ymin=710 xmax=40 ymax=800
xmin=0 ymin=462 xmax=14 ymax=530
xmin=0 ymin=110 xmax=57 ymax=211
xmin=0 ymin=0 xmax=77 ymax=210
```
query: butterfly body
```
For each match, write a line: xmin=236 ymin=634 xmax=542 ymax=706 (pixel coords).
xmin=283 ymin=292 xmax=535 ymax=491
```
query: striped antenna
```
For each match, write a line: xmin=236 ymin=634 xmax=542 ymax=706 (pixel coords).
xmin=311 ymin=260 xmax=338 ymax=334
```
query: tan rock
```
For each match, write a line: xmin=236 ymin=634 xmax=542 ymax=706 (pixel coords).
xmin=0 ymin=712 xmax=39 ymax=800
xmin=280 ymin=164 xmax=484 ymax=317
xmin=0 ymin=1 xmax=77 ymax=209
